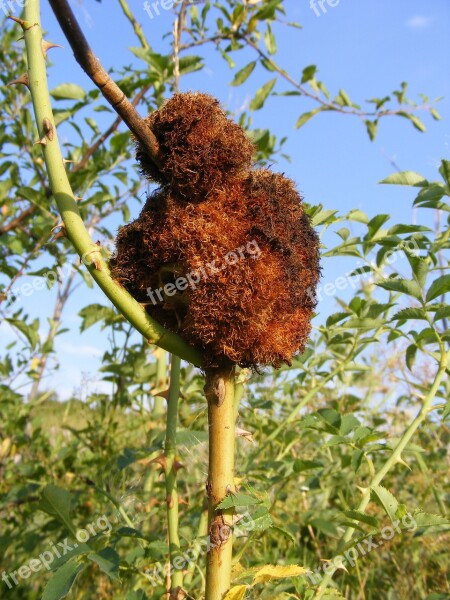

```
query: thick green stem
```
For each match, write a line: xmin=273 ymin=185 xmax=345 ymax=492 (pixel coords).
xmin=19 ymin=1 xmax=202 ymax=367
xmin=204 ymin=363 xmax=237 ymax=600
xmin=165 ymin=354 xmax=184 ymax=596
xmin=315 ymin=345 xmax=450 ymax=598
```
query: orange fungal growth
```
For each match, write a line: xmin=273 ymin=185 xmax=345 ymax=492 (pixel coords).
xmin=110 ymin=92 xmax=320 ymax=369
xmin=135 ymin=92 xmax=255 ymax=202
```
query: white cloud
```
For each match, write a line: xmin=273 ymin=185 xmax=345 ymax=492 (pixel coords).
xmin=406 ymin=15 xmax=433 ymax=30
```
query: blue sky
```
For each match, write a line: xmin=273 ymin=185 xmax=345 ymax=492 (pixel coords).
xmin=2 ymin=0 xmax=449 ymax=399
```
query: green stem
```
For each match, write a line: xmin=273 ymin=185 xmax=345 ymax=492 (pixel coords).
xmin=19 ymin=2 xmax=202 ymax=367
xmin=154 ymin=348 xmax=168 ymax=417
xmin=315 ymin=345 xmax=450 ymax=598
xmin=165 ymin=354 xmax=184 ymax=596
xmin=204 ymin=363 xmax=237 ymax=600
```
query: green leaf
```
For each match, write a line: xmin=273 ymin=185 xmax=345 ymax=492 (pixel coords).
xmin=347 ymin=209 xmax=369 ymax=224
xmin=5 ymin=318 xmax=40 ymax=350
xmin=406 ymin=255 xmax=429 ymax=288
xmin=218 ymin=492 xmax=261 ymax=509
xmin=371 ymin=485 xmax=398 ymax=524
xmin=326 ymin=313 xmax=349 ymax=328
xmin=42 ymin=559 xmax=85 ymax=600
xmin=365 ymin=120 xmax=378 ymax=141
xmin=179 ymin=55 xmax=204 ymax=75
xmin=224 ymin=586 xmax=248 ymax=600
xmin=248 ymin=507 xmax=273 ymax=532
xmin=379 ymin=171 xmax=428 ymax=187
xmin=391 ymin=308 xmax=427 ymax=321
xmin=310 ymin=208 xmax=338 ymax=226
xmin=78 ymin=303 xmax=116 ymax=332
xmin=230 ymin=61 xmax=257 ymax=86
xmin=39 ymin=485 xmax=76 ymax=536
xmin=343 ymin=510 xmax=379 ymax=528
xmin=342 ymin=318 xmax=383 ymax=330
xmin=301 ymin=65 xmax=317 ymax=84
xmin=402 ymin=113 xmax=426 ymax=132
xmin=88 ymin=548 xmax=120 ymax=581
xmin=337 ymin=89 xmax=352 ymax=106
xmin=434 ymin=306 xmax=450 ymax=322
xmin=220 ymin=49 xmax=235 ymax=69
xmin=255 ymin=0 xmax=283 ymax=21
xmin=351 ymin=449 xmax=364 ymax=472
xmin=377 ymin=278 xmax=423 ymax=301
xmin=340 ymin=414 xmax=361 ymax=436
xmin=293 ymin=459 xmax=323 ymax=472
xmin=50 ymin=84 xmax=86 ymax=101
xmin=431 ymin=108 xmax=442 ymax=121
xmin=317 ymin=408 xmax=341 ymax=430
xmin=413 ymin=512 xmax=450 ymax=529
xmin=295 ymin=107 xmax=322 ymax=129
xmin=406 ymin=344 xmax=418 ymax=371
xmin=426 ymin=275 xmax=450 ymax=302
xmin=252 ymin=564 xmax=308 ymax=585
xmin=250 ymin=78 xmax=277 ymax=111
xmin=439 ymin=159 xmax=450 ymax=186
xmin=365 ymin=214 xmax=390 ymax=240
xmin=264 ymin=24 xmax=277 ymax=55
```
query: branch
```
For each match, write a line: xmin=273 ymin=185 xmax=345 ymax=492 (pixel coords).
xmin=73 ymin=82 xmax=152 ymax=173
xmin=48 ymin=0 xmax=161 ymax=168
xmin=0 ymin=205 xmax=37 ymax=236
xmin=15 ymin=2 xmax=203 ymax=367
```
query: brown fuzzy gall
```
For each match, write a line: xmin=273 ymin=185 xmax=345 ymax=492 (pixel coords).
xmin=110 ymin=166 xmax=320 ymax=369
xmin=135 ymin=92 xmax=255 ymax=202
xmin=111 ymin=91 xmax=320 ymax=368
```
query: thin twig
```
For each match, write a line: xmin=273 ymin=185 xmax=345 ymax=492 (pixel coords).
xmin=73 ymin=82 xmax=152 ymax=172
xmin=173 ymin=0 xmax=188 ymax=93
xmin=48 ymin=0 xmax=161 ymax=167
xmin=117 ymin=0 xmax=149 ymax=50
xmin=0 ymin=205 xmax=38 ymax=236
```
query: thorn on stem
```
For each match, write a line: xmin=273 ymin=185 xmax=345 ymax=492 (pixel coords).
xmin=43 ymin=118 xmax=54 ymax=141
xmin=34 ymin=138 xmax=47 ymax=148
xmin=8 ymin=15 xmax=35 ymax=31
xmin=50 ymin=223 xmax=67 ymax=241
xmin=41 ymin=39 xmax=63 ymax=58
xmin=7 ymin=73 xmax=30 ymax=89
